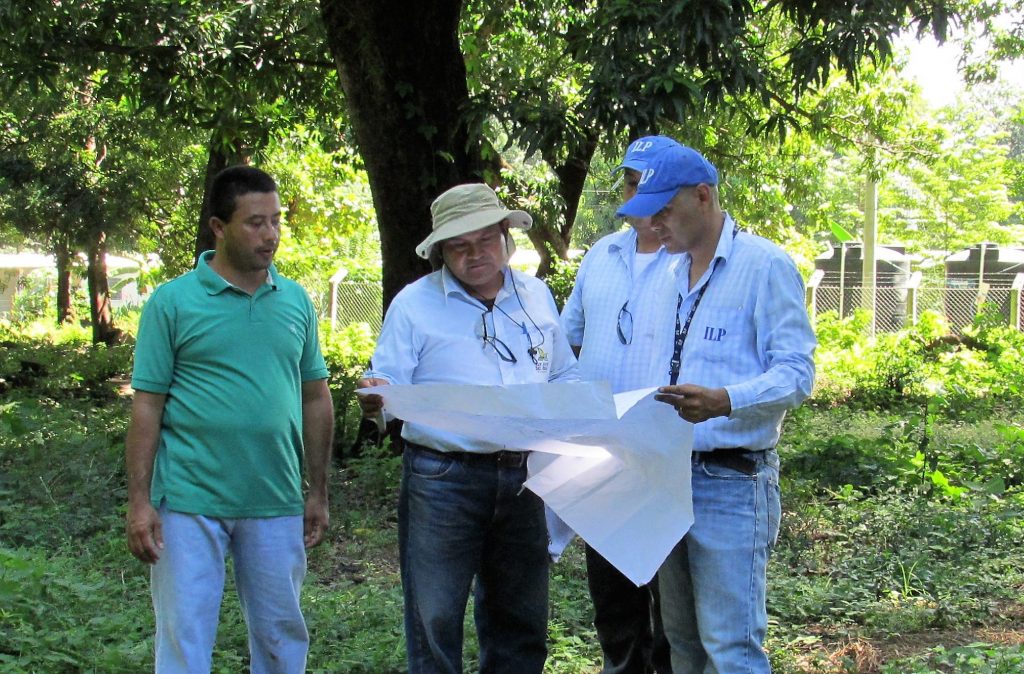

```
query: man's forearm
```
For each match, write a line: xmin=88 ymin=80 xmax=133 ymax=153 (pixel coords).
xmin=125 ymin=392 xmax=167 ymax=505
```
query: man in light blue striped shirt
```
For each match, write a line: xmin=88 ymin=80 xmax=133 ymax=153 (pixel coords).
xmin=561 ymin=136 xmax=678 ymax=674
xmin=618 ymin=143 xmax=816 ymax=674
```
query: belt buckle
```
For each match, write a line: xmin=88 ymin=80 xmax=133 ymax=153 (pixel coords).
xmin=498 ymin=451 xmax=527 ymax=468
xmin=701 ymin=449 xmax=757 ymax=476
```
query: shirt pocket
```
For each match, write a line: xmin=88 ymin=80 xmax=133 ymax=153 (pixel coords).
xmin=691 ymin=306 xmax=753 ymax=363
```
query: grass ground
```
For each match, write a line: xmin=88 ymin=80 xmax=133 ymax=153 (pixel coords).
xmin=2 ymin=337 xmax=1023 ymax=672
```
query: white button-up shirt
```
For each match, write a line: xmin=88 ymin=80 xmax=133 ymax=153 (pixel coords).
xmin=367 ymin=265 xmax=579 ymax=453
xmin=663 ymin=214 xmax=817 ymax=451
xmin=561 ymin=227 xmax=678 ymax=392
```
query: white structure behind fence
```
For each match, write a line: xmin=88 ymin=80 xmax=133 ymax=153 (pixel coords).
xmin=327 ymin=262 xmax=1024 ymax=337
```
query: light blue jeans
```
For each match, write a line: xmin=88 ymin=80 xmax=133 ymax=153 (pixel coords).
xmin=659 ymin=450 xmax=781 ymax=674
xmin=399 ymin=443 xmax=550 ymax=674
xmin=151 ymin=506 xmax=308 ymax=673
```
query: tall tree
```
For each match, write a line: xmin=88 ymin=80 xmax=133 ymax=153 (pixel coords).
xmin=319 ymin=1 xmax=485 ymax=305
xmin=264 ymin=123 xmax=379 ymax=308
xmin=320 ymin=0 xmax=964 ymax=308
xmin=880 ymin=102 xmax=1017 ymax=250
xmin=0 ymin=0 xmax=345 ymax=264
xmin=0 ymin=72 xmax=192 ymax=339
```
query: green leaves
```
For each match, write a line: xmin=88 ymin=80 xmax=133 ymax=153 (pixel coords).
xmin=831 ymin=221 xmax=856 ymax=242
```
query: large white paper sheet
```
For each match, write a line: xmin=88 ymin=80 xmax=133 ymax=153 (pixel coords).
xmin=358 ymin=381 xmax=694 ymax=585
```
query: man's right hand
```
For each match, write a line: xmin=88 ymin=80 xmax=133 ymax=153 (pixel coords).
xmin=126 ymin=501 xmax=164 ymax=564
xmin=356 ymin=377 xmax=389 ymax=419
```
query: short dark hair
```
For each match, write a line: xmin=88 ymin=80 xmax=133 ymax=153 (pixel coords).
xmin=209 ymin=165 xmax=277 ymax=222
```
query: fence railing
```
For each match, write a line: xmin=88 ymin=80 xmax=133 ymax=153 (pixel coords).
xmin=329 ymin=272 xmax=1024 ymax=337
xmin=328 ymin=274 xmax=383 ymax=333
xmin=806 ymin=270 xmax=1024 ymax=335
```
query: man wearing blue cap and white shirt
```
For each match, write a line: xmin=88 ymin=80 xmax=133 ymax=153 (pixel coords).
xmin=617 ymin=144 xmax=816 ymax=673
xmin=356 ymin=183 xmax=578 ymax=674
xmin=561 ymin=136 xmax=678 ymax=674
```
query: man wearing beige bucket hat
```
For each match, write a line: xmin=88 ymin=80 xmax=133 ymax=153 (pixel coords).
xmin=358 ymin=182 xmax=578 ymax=673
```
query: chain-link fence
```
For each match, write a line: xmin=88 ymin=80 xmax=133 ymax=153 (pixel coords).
xmin=329 ymin=281 xmax=383 ymax=333
xmin=329 ymin=272 xmax=1023 ymax=337
xmin=807 ymin=270 xmax=1024 ymax=335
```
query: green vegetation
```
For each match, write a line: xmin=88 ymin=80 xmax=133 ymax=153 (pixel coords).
xmin=4 ymin=2 xmax=1023 ymax=325
xmin=2 ymin=1 xmax=1021 ymax=668
xmin=2 ymin=310 xmax=1023 ymax=672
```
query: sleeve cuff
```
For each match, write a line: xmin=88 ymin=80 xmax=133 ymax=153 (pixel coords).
xmin=130 ymin=378 xmax=169 ymax=395
xmin=362 ymin=369 xmax=394 ymax=383
xmin=723 ymin=382 xmax=754 ymax=417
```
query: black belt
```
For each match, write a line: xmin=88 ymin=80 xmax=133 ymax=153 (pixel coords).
xmin=407 ymin=443 xmax=529 ymax=468
xmin=695 ymin=448 xmax=767 ymax=476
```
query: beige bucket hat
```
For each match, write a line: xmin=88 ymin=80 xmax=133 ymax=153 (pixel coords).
xmin=415 ymin=183 xmax=533 ymax=259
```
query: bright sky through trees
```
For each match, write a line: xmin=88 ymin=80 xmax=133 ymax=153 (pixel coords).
xmin=901 ymin=33 xmax=1024 ymax=108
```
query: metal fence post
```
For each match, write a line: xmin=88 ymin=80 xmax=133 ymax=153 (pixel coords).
xmin=328 ymin=268 xmax=348 ymax=331
xmin=906 ymin=271 xmax=921 ymax=325
xmin=805 ymin=269 xmax=823 ymax=325
xmin=1011 ymin=273 xmax=1024 ymax=332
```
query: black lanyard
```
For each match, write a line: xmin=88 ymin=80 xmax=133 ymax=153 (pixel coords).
xmin=669 ymin=282 xmax=712 ymax=385
xmin=668 ymin=226 xmax=738 ymax=385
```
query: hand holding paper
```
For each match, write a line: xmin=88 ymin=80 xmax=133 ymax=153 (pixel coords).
xmin=356 ymin=381 xmax=694 ymax=585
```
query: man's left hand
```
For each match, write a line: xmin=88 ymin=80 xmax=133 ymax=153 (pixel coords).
xmin=303 ymin=494 xmax=329 ymax=549
xmin=654 ymin=384 xmax=731 ymax=423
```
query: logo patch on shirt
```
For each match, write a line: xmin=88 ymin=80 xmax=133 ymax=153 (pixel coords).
xmin=530 ymin=346 xmax=550 ymax=373
xmin=704 ymin=326 xmax=727 ymax=342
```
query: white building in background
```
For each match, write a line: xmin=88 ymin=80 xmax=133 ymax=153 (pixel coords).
xmin=0 ymin=251 xmax=144 ymax=317
xmin=0 ymin=252 xmax=52 ymax=315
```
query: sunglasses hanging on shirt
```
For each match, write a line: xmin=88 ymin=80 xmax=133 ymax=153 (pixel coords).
xmin=616 ymin=300 xmax=633 ymax=345
xmin=479 ymin=310 xmax=518 ymax=363
xmin=475 ymin=279 xmax=546 ymax=365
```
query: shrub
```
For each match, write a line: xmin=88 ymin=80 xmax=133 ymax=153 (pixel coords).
xmin=544 ymin=252 xmax=582 ymax=311
xmin=811 ymin=309 xmax=1024 ymax=414
xmin=321 ymin=322 xmax=377 ymax=452
xmin=0 ymin=333 xmax=132 ymax=401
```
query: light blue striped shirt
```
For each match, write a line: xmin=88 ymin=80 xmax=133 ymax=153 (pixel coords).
xmin=662 ymin=214 xmax=816 ymax=452
xmin=561 ymin=227 xmax=678 ymax=392
xmin=366 ymin=265 xmax=579 ymax=454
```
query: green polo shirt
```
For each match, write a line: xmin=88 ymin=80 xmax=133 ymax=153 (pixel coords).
xmin=131 ymin=251 xmax=329 ymax=518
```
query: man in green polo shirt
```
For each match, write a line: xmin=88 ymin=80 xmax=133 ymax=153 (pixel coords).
xmin=125 ymin=165 xmax=334 ymax=673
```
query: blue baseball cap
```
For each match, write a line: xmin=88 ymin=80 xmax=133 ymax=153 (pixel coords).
xmin=613 ymin=135 xmax=681 ymax=173
xmin=616 ymin=145 xmax=719 ymax=217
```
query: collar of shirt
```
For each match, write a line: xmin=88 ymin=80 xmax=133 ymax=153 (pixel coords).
xmin=196 ymin=250 xmax=278 ymax=296
xmin=607 ymin=227 xmax=669 ymax=279
xmin=606 ymin=227 xmax=637 ymax=256
xmin=671 ymin=213 xmax=738 ymax=296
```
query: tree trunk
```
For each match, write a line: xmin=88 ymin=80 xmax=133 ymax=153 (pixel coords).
xmin=53 ymin=236 xmax=75 ymax=325
xmin=320 ymin=0 xmax=485 ymax=312
xmin=194 ymin=133 xmax=248 ymax=264
xmin=85 ymin=229 xmax=121 ymax=345
xmin=529 ymin=131 xmax=600 ymax=278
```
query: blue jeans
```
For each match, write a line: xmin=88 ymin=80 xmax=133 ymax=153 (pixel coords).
xmin=151 ymin=506 xmax=308 ymax=673
xmin=658 ymin=450 xmax=781 ymax=674
xmin=399 ymin=444 xmax=549 ymax=674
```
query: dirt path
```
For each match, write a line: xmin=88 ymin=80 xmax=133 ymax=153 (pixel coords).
xmin=794 ymin=603 xmax=1024 ymax=672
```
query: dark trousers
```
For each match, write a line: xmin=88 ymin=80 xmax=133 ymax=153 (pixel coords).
xmin=399 ymin=444 xmax=549 ymax=674
xmin=585 ymin=543 xmax=672 ymax=674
